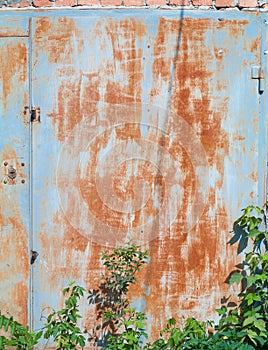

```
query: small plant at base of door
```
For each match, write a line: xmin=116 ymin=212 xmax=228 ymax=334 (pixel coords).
xmin=0 ymin=312 xmax=42 ymax=349
xmin=43 ymin=282 xmax=86 ymax=349
xmin=214 ymin=203 xmax=268 ymax=349
xmin=87 ymin=242 xmax=149 ymax=348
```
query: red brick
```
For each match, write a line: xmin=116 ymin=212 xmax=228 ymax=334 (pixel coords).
xmin=192 ymin=0 xmax=212 ymax=5
xmin=169 ymin=0 xmax=190 ymax=4
xmin=124 ymin=0 xmax=144 ymax=6
xmin=146 ymin=0 xmax=166 ymax=5
xmin=101 ymin=0 xmax=122 ymax=5
xmin=9 ymin=0 xmax=31 ymax=7
xmin=33 ymin=0 xmax=54 ymax=6
xmin=78 ymin=0 xmax=98 ymax=5
xmin=238 ymin=0 xmax=257 ymax=6
xmin=55 ymin=0 xmax=76 ymax=5
xmin=215 ymin=0 xmax=236 ymax=7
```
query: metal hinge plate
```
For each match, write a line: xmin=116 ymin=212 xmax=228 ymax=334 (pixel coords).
xmin=31 ymin=107 xmax=41 ymax=122
xmin=251 ymin=66 xmax=264 ymax=93
xmin=23 ymin=106 xmax=41 ymax=123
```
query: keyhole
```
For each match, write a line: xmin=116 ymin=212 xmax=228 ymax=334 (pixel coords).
xmin=8 ymin=166 xmax=17 ymax=180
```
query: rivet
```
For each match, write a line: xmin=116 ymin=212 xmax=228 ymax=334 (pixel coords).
xmin=218 ymin=18 xmax=224 ymax=21
xmin=4 ymin=161 xmax=8 ymax=166
xmin=3 ymin=179 xmax=7 ymax=184
xmin=21 ymin=179 xmax=25 ymax=184
xmin=21 ymin=162 xmax=25 ymax=167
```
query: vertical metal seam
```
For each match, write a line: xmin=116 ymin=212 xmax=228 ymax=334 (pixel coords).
xmin=259 ymin=15 xmax=267 ymax=205
xmin=28 ymin=16 xmax=34 ymax=333
xmin=263 ymin=18 xmax=268 ymax=204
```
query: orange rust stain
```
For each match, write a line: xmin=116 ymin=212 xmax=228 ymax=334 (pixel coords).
xmin=137 ymin=205 xmax=234 ymax=340
xmin=74 ymin=121 xmax=196 ymax=231
xmin=0 ymin=40 xmax=27 ymax=113
xmin=151 ymin=18 xmax=230 ymax=163
xmin=249 ymin=36 xmax=260 ymax=55
xmin=104 ymin=18 xmax=146 ymax=62
xmin=151 ymin=18 xmax=181 ymax=83
xmin=34 ymin=17 xmax=147 ymax=142
xmin=48 ymin=70 xmax=83 ymax=142
xmin=33 ymin=18 xmax=85 ymax=141
xmin=229 ymin=20 xmax=248 ymax=39
xmin=233 ymin=134 xmax=246 ymax=141
xmin=0 ymin=171 xmax=29 ymax=324
xmin=53 ymin=212 xmax=89 ymax=252
xmin=12 ymin=282 xmax=29 ymax=326
xmin=1 ymin=145 xmax=27 ymax=184
xmin=249 ymin=171 xmax=258 ymax=182
xmin=79 ymin=172 xmax=163 ymax=229
xmin=115 ymin=122 xmax=141 ymax=140
xmin=80 ymin=73 xmax=101 ymax=117
xmin=1 ymin=144 xmax=18 ymax=163
xmin=135 ymin=237 xmax=187 ymax=338
xmin=39 ymin=220 xmax=103 ymax=291
xmin=104 ymin=19 xmax=146 ymax=105
xmin=34 ymin=18 xmax=82 ymax=62
xmin=139 ymin=17 xmax=245 ymax=337
xmin=105 ymin=78 xmax=142 ymax=105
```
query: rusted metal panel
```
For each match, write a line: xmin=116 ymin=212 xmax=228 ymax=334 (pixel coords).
xmin=29 ymin=11 xmax=265 ymax=346
xmin=0 ymin=16 xmax=29 ymax=37
xmin=0 ymin=36 xmax=30 ymax=325
xmin=0 ymin=9 xmax=266 ymax=348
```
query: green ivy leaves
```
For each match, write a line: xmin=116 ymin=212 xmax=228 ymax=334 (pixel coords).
xmin=43 ymin=282 xmax=86 ymax=350
xmin=0 ymin=313 xmax=42 ymax=349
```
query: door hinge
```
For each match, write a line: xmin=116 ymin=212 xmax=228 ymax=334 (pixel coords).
xmin=251 ymin=66 xmax=264 ymax=94
xmin=31 ymin=107 xmax=41 ymax=123
xmin=23 ymin=106 xmax=41 ymax=123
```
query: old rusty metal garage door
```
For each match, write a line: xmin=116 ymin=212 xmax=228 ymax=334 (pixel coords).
xmin=0 ymin=9 xmax=267 ymax=346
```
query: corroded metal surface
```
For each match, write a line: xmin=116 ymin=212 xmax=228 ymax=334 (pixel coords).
xmin=0 ymin=35 xmax=30 ymax=325
xmin=0 ymin=10 xmax=266 ymax=348
xmin=30 ymin=12 xmax=264 ymax=346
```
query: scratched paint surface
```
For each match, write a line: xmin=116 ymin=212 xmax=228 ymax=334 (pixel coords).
xmin=0 ymin=36 xmax=30 ymax=325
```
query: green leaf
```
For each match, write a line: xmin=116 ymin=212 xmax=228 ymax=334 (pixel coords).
xmin=246 ymin=275 xmax=256 ymax=287
xmin=216 ymin=307 xmax=227 ymax=315
xmin=229 ymin=272 xmax=243 ymax=284
xmin=253 ymin=319 xmax=266 ymax=331
xmin=167 ymin=318 xmax=176 ymax=327
xmin=248 ymin=228 xmax=261 ymax=238
xmin=243 ymin=316 xmax=255 ymax=327
xmin=3 ymin=318 xmax=10 ymax=332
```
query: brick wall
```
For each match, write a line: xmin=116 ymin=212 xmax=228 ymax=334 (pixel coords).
xmin=1 ymin=0 xmax=267 ymax=10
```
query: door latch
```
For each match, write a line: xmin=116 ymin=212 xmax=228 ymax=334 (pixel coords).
xmin=30 ymin=250 xmax=39 ymax=265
